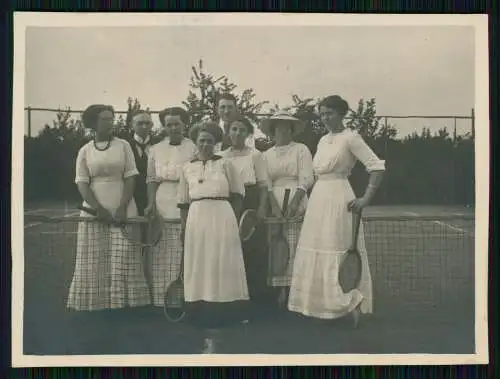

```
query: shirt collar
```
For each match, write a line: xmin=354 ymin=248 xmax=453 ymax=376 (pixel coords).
xmin=190 ymin=154 xmax=222 ymax=163
xmin=167 ymin=137 xmax=183 ymax=146
xmin=134 ymin=134 xmax=150 ymax=145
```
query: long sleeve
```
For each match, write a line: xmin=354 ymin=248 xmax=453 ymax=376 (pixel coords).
xmin=177 ymin=164 xmax=190 ymax=209
xmin=296 ymin=144 xmax=315 ymax=191
xmin=123 ymin=141 xmax=140 ymax=178
xmin=75 ymin=146 xmax=90 ymax=184
xmin=348 ymin=131 xmax=385 ymax=172
xmin=223 ymin=159 xmax=245 ymax=197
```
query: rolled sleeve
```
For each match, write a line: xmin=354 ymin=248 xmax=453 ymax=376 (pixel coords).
xmin=146 ymin=149 xmax=160 ymax=184
xmin=297 ymin=144 xmax=315 ymax=191
xmin=252 ymin=151 xmax=270 ymax=187
xmin=177 ymin=164 xmax=191 ymax=208
xmin=123 ymin=141 xmax=139 ymax=178
xmin=223 ymin=159 xmax=245 ymax=197
xmin=348 ymin=131 xmax=386 ymax=173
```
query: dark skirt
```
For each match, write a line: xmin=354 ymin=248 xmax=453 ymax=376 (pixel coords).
xmin=242 ymin=185 xmax=270 ymax=304
xmin=134 ymin=174 xmax=148 ymax=216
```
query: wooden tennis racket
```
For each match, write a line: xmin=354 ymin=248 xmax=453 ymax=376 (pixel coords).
xmin=338 ymin=209 xmax=363 ymax=293
xmin=270 ymin=189 xmax=291 ymax=276
xmin=163 ymin=242 xmax=186 ymax=322
xmin=77 ymin=205 xmax=164 ymax=248
xmin=239 ymin=209 xmax=258 ymax=242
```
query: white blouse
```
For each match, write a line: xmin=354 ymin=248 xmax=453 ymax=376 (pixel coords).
xmin=178 ymin=156 xmax=245 ymax=205
xmin=146 ymin=137 xmax=197 ymax=184
xmin=263 ymin=141 xmax=315 ymax=191
xmin=219 ymin=147 xmax=270 ymax=187
xmin=75 ymin=138 xmax=138 ymax=184
xmin=313 ymin=129 xmax=385 ymax=177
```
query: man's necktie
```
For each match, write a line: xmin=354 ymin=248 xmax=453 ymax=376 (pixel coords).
xmin=221 ymin=122 xmax=231 ymax=150
xmin=137 ymin=142 xmax=147 ymax=157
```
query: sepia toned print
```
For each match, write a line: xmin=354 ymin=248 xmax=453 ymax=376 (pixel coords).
xmin=13 ymin=13 xmax=489 ymax=367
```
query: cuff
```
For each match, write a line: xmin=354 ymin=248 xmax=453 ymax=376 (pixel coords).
xmin=75 ymin=177 xmax=90 ymax=184
xmin=124 ymin=169 xmax=139 ymax=178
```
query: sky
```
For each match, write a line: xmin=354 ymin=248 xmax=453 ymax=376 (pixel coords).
xmin=24 ymin=25 xmax=475 ymax=138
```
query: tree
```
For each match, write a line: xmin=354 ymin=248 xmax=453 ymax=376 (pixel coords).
xmin=23 ymin=62 xmax=475 ymax=207
xmin=182 ymin=59 xmax=269 ymax=125
xmin=346 ymin=98 xmax=397 ymax=139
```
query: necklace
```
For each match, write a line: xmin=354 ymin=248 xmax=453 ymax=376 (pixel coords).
xmin=93 ymin=138 xmax=112 ymax=151
xmin=198 ymin=161 xmax=207 ymax=184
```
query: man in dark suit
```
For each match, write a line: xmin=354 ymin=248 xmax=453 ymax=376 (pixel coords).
xmin=128 ymin=110 xmax=154 ymax=216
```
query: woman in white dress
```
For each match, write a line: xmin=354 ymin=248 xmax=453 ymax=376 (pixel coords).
xmin=178 ymin=121 xmax=249 ymax=353
xmin=219 ymin=116 xmax=271 ymax=309
xmin=260 ymin=111 xmax=315 ymax=305
xmin=144 ymin=107 xmax=197 ymax=307
xmin=287 ymin=95 xmax=385 ymax=327
xmin=68 ymin=104 xmax=151 ymax=313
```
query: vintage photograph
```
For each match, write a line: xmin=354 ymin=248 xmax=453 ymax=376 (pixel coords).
xmin=13 ymin=13 xmax=488 ymax=366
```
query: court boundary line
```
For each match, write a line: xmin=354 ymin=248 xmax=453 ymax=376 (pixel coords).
xmin=24 ymin=209 xmax=55 ymax=215
xmin=403 ymin=211 xmax=473 ymax=235
xmin=24 ymin=211 xmax=80 ymax=229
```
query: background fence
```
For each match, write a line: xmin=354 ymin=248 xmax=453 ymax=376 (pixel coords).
xmin=23 ymin=107 xmax=475 ymax=206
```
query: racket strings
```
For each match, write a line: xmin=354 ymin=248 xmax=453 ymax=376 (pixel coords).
xmin=119 ymin=218 xmax=163 ymax=248
xmin=239 ymin=209 xmax=258 ymax=241
xmin=165 ymin=284 xmax=184 ymax=308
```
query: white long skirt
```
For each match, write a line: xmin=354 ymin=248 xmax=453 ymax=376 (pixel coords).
xmin=287 ymin=178 xmax=373 ymax=319
xmin=67 ymin=180 xmax=151 ymax=311
xmin=184 ymin=200 xmax=249 ymax=302
xmin=147 ymin=181 xmax=182 ymax=307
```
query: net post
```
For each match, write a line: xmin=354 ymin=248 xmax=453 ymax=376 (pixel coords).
xmin=384 ymin=116 xmax=388 ymax=204
xmin=27 ymin=106 xmax=32 ymax=138
xmin=452 ymin=116 xmax=457 ymax=205
xmin=471 ymin=108 xmax=475 ymax=140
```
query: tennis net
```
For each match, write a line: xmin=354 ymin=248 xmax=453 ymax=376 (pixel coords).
xmin=23 ymin=214 xmax=474 ymax=312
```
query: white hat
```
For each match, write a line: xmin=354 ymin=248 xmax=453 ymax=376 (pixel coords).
xmin=259 ymin=111 xmax=305 ymax=137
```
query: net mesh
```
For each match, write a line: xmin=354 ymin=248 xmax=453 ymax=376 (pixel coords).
xmin=23 ymin=214 xmax=474 ymax=312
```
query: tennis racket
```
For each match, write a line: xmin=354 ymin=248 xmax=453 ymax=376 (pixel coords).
xmin=338 ymin=209 xmax=363 ymax=293
xmin=270 ymin=189 xmax=291 ymax=276
xmin=163 ymin=243 xmax=186 ymax=322
xmin=77 ymin=205 xmax=164 ymax=248
xmin=239 ymin=209 xmax=258 ymax=242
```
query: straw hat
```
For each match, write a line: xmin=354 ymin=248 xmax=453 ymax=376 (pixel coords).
xmin=259 ymin=111 xmax=305 ymax=137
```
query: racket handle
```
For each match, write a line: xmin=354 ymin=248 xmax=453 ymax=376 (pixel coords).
xmin=282 ymin=189 xmax=291 ymax=216
xmin=351 ymin=209 xmax=363 ymax=249
xmin=78 ymin=205 xmax=98 ymax=216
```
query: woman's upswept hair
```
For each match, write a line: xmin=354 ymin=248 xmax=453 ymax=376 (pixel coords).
xmin=230 ymin=115 xmax=254 ymax=135
xmin=81 ymin=104 xmax=115 ymax=130
xmin=189 ymin=120 xmax=223 ymax=144
xmin=158 ymin=107 xmax=190 ymax=127
xmin=318 ymin=95 xmax=350 ymax=117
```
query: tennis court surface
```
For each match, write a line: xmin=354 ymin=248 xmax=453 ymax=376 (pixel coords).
xmin=22 ymin=205 xmax=475 ymax=355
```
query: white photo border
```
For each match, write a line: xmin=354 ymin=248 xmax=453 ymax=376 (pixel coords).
xmin=11 ymin=12 xmax=489 ymax=367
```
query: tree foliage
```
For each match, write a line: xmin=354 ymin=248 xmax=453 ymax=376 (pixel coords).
xmin=182 ymin=59 xmax=269 ymax=125
xmin=24 ymin=61 xmax=475 ymax=206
